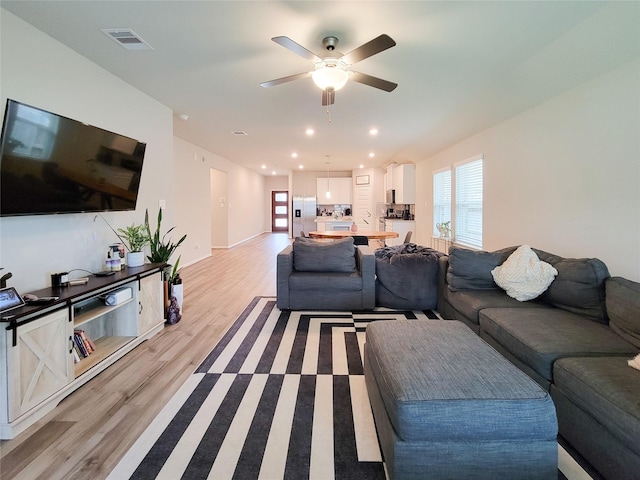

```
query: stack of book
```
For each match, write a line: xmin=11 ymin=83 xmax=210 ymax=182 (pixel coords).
xmin=72 ymin=330 xmax=96 ymax=363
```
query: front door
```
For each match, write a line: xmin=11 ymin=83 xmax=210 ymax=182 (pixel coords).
xmin=272 ymin=191 xmax=288 ymax=232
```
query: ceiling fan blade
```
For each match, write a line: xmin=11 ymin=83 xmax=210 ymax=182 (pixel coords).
xmin=350 ymin=71 xmax=398 ymax=92
xmin=341 ymin=34 xmax=396 ymax=65
xmin=322 ymin=87 xmax=335 ymax=106
xmin=272 ymin=36 xmax=321 ymax=62
xmin=260 ymin=72 xmax=311 ymax=88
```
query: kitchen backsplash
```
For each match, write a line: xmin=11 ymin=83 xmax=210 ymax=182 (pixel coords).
xmin=317 ymin=204 xmax=352 ymax=216
xmin=385 ymin=203 xmax=415 ymax=220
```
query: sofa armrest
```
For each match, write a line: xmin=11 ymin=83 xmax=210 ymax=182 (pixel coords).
xmin=357 ymin=245 xmax=376 ymax=308
xmin=437 ymin=255 xmax=450 ymax=314
xmin=277 ymin=245 xmax=294 ymax=309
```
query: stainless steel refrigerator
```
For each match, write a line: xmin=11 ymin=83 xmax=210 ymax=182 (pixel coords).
xmin=292 ymin=195 xmax=317 ymax=236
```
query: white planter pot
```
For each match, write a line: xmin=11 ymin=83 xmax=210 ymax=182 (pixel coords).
xmin=127 ymin=251 xmax=145 ymax=267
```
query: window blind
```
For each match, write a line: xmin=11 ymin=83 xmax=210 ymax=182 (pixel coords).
xmin=432 ymin=168 xmax=451 ymax=236
xmin=455 ymin=156 xmax=483 ymax=248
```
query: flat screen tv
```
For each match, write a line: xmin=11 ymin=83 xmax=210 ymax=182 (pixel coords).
xmin=0 ymin=99 xmax=146 ymax=216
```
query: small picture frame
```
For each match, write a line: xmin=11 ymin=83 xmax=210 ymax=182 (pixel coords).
xmin=356 ymin=175 xmax=370 ymax=185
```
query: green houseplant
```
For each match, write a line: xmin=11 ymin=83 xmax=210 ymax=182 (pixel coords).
xmin=144 ymin=208 xmax=187 ymax=268
xmin=116 ymin=223 xmax=148 ymax=267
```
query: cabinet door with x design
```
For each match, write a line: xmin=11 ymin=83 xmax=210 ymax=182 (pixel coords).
xmin=5 ymin=308 xmax=73 ymax=422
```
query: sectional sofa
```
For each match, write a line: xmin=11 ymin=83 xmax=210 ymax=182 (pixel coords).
xmin=437 ymin=245 xmax=640 ymax=480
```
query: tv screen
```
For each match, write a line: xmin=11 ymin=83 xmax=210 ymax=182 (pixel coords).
xmin=0 ymin=99 xmax=146 ymax=216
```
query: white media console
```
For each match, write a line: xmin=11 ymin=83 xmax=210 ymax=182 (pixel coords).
xmin=0 ymin=264 xmax=165 ymax=439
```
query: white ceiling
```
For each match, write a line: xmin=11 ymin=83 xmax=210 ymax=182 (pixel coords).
xmin=2 ymin=1 xmax=638 ymax=175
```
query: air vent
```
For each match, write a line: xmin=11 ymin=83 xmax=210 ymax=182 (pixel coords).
xmin=231 ymin=131 xmax=248 ymax=136
xmin=101 ymin=29 xmax=153 ymax=50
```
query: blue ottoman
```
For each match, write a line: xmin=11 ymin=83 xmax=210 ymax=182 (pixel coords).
xmin=364 ymin=320 xmax=558 ymax=480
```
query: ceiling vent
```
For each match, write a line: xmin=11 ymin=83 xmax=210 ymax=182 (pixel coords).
xmin=231 ymin=131 xmax=248 ymax=136
xmin=101 ymin=29 xmax=153 ymax=50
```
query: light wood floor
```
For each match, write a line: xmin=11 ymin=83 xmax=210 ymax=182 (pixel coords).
xmin=0 ymin=233 xmax=292 ymax=480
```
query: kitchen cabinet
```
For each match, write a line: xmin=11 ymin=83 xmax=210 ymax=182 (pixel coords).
xmin=317 ymin=177 xmax=352 ymax=204
xmin=392 ymin=164 xmax=416 ymax=204
xmin=385 ymin=220 xmax=415 ymax=247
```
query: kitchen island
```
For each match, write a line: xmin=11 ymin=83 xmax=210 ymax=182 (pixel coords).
xmin=315 ymin=216 xmax=354 ymax=232
xmin=309 ymin=230 xmax=399 ymax=241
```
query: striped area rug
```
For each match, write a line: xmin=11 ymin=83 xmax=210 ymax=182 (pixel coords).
xmin=108 ymin=296 xmax=439 ymax=479
xmin=109 ymin=296 xmax=585 ymax=480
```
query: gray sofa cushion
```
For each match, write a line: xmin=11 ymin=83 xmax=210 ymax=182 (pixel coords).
xmin=553 ymin=356 xmax=640 ymax=455
xmin=293 ymin=237 xmax=355 ymax=272
xmin=289 ymin=271 xmax=362 ymax=291
xmin=446 ymin=246 xmax=512 ymax=291
xmin=479 ymin=307 xmax=638 ymax=383
xmin=533 ymin=249 xmax=609 ymax=323
xmin=374 ymin=244 xmax=442 ymax=310
xmin=365 ymin=320 xmax=556 ymax=442
xmin=607 ymin=277 xmax=640 ymax=348
xmin=443 ymin=288 xmax=547 ymax=326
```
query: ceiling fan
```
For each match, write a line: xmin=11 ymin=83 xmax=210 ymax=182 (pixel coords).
xmin=260 ymin=34 xmax=397 ymax=106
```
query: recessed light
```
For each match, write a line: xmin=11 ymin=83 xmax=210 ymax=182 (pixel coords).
xmin=369 ymin=152 xmax=375 ymax=158
xmin=360 ymin=164 xmax=365 ymax=169
xmin=369 ymin=128 xmax=379 ymax=136
xmin=261 ymin=165 xmax=266 ymax=169
xmin=299 ymin=165 xmax=304 ymax=169
xmin=291 ymin=152 xmax=298 ymax=158
xmin=306 ymin=128 xmax=315 ymax=136
xmin=272 ymin=171 xmax=276 ymax=175
xmin=178 ymin=113 xmax=189 ymax=121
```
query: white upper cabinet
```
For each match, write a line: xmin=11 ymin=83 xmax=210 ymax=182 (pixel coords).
xmin=392 ymin=164 xmax=416 ymax=204
xmin=317 ymin=177 xmax=352 ymax=204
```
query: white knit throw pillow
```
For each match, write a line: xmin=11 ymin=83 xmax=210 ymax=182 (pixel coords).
xmin=491 ymin=245 xmax=558 ymax=301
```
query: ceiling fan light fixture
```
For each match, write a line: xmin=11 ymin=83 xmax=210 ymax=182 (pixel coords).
xmin=312 ymin=64 xmax=349 ymax=91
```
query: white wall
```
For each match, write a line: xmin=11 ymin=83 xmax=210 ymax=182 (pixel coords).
xmin=210 ymin=168 xmax=228 ymax=248
xmin=0 ymin=10 xmax=174 ymax=293
xmin=173 ymin=137 xmax=266 ymax=251
xmin=416 ymin=60 xmax=640 ymax=281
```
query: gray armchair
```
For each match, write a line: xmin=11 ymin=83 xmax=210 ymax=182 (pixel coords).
xmin=277 ymin=237 xmax=375 ymax=311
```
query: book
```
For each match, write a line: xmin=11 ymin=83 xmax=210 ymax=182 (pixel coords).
xmin=72 ymin=346 xmax=80 ymax=363
xmin=73 ymin=332 xmax=88 ymax=357
xmin=76 ymin=330 xmax=94 ymax=354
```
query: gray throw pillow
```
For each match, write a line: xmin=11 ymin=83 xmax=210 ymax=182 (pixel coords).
xmin=446 ymin=246 xmax=512 ymax=291
xmin=293 ymin=237 xmax=356 ymax=272
xmin=534 ymin=249 xmax=609 ymax=323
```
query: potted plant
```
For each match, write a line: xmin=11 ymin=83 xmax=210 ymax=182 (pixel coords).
xmin=144 ymin=208 xmax=187 ymax=271
xmin=144 ymin=208 xmax=187 ymax=320
xmin=436 ymin=221 xmax=451 ymax=239
xmin=116 ymin=223 xmax=148 ymax=267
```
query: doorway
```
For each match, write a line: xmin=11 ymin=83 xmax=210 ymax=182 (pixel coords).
xmin=272 ymin=191 xmax=288 ymax=232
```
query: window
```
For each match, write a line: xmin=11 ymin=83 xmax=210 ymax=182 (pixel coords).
xmin=433 ymin=167 xmax=451 ymax=236
xmin=432 ymin=155 xmax=483 ymax=249
xmin=455 ymin=156 xmax=483 ymax=248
